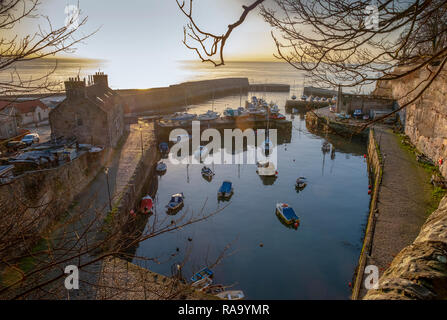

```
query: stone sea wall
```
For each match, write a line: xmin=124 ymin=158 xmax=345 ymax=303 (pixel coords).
xmin=117 ymin=78 xmax=250 ymax=114
xmin=374 ymin=65 xmax=447 ymax=178
xmin=0 ymin=149 xmax=108 ymax=256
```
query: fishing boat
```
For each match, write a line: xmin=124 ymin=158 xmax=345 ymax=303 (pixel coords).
xmin=201 ymin=166 xmax=215 ymax=178
xmin=159 ymin=142 xmax=169 ymax=153
xmin=215 ymin=290 xmax=245 ymax=300
xmin=139 ymin=195 xmax=153 ymax=214
xmin=156 ymin=161 xmax=167 ymax=172
xmin=190 ymin=267 xmax=213 ymax=283
xmin=166 ymin=193 xmax=184 ymax=211
xmin=256 ymin=161 xmax=277 ymax=177
xmin=276 ymin=203 xmax=300 ymax=225
xmin=218 ymin=181 xmax=233 ymax=198
xmin=197 ymin=110 xmax=219 ymax=121
xmin=295 ymin=177 xmax=307 ymax=189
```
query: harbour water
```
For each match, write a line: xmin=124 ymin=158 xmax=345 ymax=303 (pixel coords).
xmin=133 ymin=91 xmax=370 ymax=299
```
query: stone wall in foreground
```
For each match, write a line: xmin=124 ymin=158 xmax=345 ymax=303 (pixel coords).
xmin=364 ymin=195 xmax=447 ymax=299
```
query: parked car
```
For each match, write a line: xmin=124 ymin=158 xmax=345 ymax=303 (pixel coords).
xmin=6 ymin=140 xmax=27 ymax=151
xmin=21 ymin=133 xmax=40 ymax=146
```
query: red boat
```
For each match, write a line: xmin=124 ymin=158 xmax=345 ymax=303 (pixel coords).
xmin=140 ymin=195 xmax=153 ymax=214
xmin=269 ymin=113 xmax=286 ymax=120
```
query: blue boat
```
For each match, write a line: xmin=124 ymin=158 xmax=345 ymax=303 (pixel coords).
xmin=159 ymin=142 xmax=169 ymax=153
xmin=218 ymin=181 xmax=233 ymax=198
xmin=191 ymin=267 xmax=213 ymax=283
xmin=276 ymin=203 xmax=300 ymax=225
xmin=166 ymin=193 xmax=184 ymax=211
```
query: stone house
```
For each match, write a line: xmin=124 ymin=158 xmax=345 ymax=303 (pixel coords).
xmin=11 ymin=100 xmax=50 ymax=125
xmin=336 ymin=86 xmax=395 ymax=117
xmin=49 ymin=73 xmax=125 ymax=147
xmin=0 ymin=102 xmax=19 ymax=140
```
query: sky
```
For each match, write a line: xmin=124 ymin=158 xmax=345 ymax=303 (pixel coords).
xmin=15 ymin=0 xmax=279 ymax=88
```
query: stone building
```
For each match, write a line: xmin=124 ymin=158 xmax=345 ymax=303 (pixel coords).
xmin=9 ymin=100 xmax=50 ymax=125
xmin=0 ymin=102 xmax=18 ymax=140
xmin=50 ymin=72 xmax=124 ymax=147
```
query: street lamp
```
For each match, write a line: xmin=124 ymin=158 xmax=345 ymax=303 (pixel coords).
xmin=104 ymin=167 xmax=112 ymax=211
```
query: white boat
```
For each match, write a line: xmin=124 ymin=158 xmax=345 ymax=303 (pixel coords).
xmin=256 ymin=161 xmax=277 ymax=176
xmin=197 ymin=110 xmax=219 ymax=121
xmin=170 ymin=112 xmax=197 ymax=121
xmin=156 ymin=161 xmax=167 ymax=172
xmin=215 ymin=290 xmax=245 ymax=300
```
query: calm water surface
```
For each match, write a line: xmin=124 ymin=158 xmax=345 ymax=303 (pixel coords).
xmin=133 ymin=92 xmax=369 ymax=299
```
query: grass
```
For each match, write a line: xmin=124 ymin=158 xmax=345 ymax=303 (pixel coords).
xmin=396 ymin=133 xmax=447 ymax=215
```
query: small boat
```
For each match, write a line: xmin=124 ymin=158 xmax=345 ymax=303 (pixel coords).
xmin=156 ymin=161 xmax=167 ymax=172
xmin=197 ymin=110 xmax=219 ymax=121
xmin=322 ymin=141 xmax=331 ymax=152
xmin=218 ymin=181 xmax=233 ymax=198
xmin=139 ymin=195 xmax=153 ymax=214
xmin=301 ymin=95 xmax=307 ymax=101
xmin=256 ymin=161 xmax=277 ymax=177
xmin=295 ymin=177 xmax=307 ymax=189
xmin=276 ymin=203 xmax=300 ymax=225
xmin=215 ymin=290 xmax=245 ymax=300
xmin=191 ymin=267 xmax=213 ymax=283
xmin=159 ymin=142 xmax=169 ymax=153
xmin=353 ymin=109 xmax=363 ymax=119
xmin=291 ymin=95 xmax=297 ymax=100
xmin=269 ymin=113 xmax=286 ymax=120
xmin=269 ymin=105 xmax=280 ymax=113
xmin=166 ymin=193 xmax=184 ymax=211
xmin=201 ymin=166 xmax=215 ymax=178
xmin=191 ymin=277 xmax=213 ymax=289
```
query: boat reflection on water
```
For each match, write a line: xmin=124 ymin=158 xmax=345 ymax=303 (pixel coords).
xmin=258 ymin=175 xmax=277 ymax=186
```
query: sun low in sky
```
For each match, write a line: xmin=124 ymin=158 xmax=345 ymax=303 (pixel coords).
xmin=16 ymin=0 xmax=279 ymax=88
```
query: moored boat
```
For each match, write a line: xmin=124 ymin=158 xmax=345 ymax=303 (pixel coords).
xmin=276 ymin=203 xmax=300 ymax=226
xmin=156 ymin=161 xmax=167 ymax=172
xmin=201 ymin=166 xmax=215 ymax=178
xmin=295 ymin=177 xmax=307 ymax=189
xmin=139 ymin=195 xmax=153 ymax=214
xmin=166 ymin=193 xmax=185 ymax=211
xmin=197 ymin=110 xmax=219 ymax=121
xmin=159 ymin=142 xmax=169 ymax=153
xmin=218 ymin=181 xmax=233 ymax=199
xmin=256 ymin=161 xmax=278 ymax=177
xmin=170 ymin=112 xmax=197 ymax=121
xmin=191 ymin=267 xmax=213 ymax=283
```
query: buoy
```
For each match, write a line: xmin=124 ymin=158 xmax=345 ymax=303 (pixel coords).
xmin=294 ymin=222 xmax=299 ymax=229
xmin=260 ymin=243 xmax=264 ymax=247
xmin=348 ymin=282 xmax=352 ymax=287
xmin=368 ymin=190 xmax=372 ymax=195
xmin=363 ymin=154 xmax=367 ymax=158
xmin=275 ymin=171 xmax=278 ymax=175
xmin=130 ymin=209 xmax=136 ymax=217
xmin=368 ymin=185 xmax=372 ymax=189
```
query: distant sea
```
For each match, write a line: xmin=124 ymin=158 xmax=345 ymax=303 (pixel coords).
xmin=0 ymin=58 xmax=374 ymax=95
